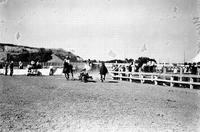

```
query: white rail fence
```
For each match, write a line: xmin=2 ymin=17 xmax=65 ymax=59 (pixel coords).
xmin=109 ymin=71 xmax=200 ymax=89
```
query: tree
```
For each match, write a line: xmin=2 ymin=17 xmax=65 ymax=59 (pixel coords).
xmin=30 ymin=48 xmax=53 ymax=62
xmin=125 ymin=58 xmax=134 ymax=63
xmin=38 ymin=48 xmax=53 ymax=62
xmin=135 ymin=57 xmax=157 ymax=72
xmin=9 ymin=48 xmax=53 ymax=62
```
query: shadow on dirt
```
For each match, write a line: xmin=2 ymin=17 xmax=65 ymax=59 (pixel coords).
xmin=106 ymin=81 xmax=118 ymax=83
xmin=87 ymin=80 xmax=97 ymax=83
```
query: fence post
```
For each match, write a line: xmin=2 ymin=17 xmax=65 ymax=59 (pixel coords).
xmin=120 ymin=72 xmax=123 ymax=81
xmin=112 ymin=72 xmax=115 ymax=80
xmin=179 ymin=76 xmax=182 ymax=81
xmin=190 ymin=77 xmax=193 ymax=89
xmin=163 ymin=67 xmax=166 ymax=74
xmin=180 ymin=68 xmax=182 ymax=81
xmin=154 ymin=76 xmax=158 ymax=85
xmin=129 ymin=73 xmax=132 ymax=82
xmin=163 ymin=67 xmax=166 ymax=80
xmin=141 ymin=74 xmax=144 ymax=84
xmin=151 ymin=74 xmax=153 ymax=81
xmin=170 ymin=76 xmax=173 ymax=87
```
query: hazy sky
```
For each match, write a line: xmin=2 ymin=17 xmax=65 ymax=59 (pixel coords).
xmin=0 ymin=0 xmax=200 ymax=62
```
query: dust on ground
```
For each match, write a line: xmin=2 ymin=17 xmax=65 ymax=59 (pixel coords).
xmin=0 ymin=75 xmax=200 ymax=132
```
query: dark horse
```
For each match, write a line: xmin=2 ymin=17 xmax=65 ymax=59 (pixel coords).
xmin=63 ymin=62 xmax=74 ymax=79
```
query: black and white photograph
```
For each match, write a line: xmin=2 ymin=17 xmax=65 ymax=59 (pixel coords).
xmin=0 ymin=0 xmax=200 ymax=131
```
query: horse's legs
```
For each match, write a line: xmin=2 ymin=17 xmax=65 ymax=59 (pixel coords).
xmin=65 ymin=73 xmax=69 ymax=79
xmin=100 ymin=74 xmax=103 ymax=82
xmin=103 ymin=74 xmax=106 ymax=80
xmin=64 ymin=73 xmax=66 ymax=78
xmin=71 ymin=70 xmax=74 ymax=79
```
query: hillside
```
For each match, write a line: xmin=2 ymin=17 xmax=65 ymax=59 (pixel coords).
xmin=0 ymin=43 xmax=83 ymax=62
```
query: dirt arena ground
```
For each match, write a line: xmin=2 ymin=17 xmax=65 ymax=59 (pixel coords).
xmin=0 ymin=75 xmax=200 ymax=132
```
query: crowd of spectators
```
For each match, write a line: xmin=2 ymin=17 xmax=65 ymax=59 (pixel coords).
xmin=0 ymin=61 xmax=14 ymax=76
xmin=111 ymin=61 xmax=200 ymax=76
xmin=111 ymin=61 xmax=157 ymax=73
xmin=161 ymin=63 xmax=200 ymax=75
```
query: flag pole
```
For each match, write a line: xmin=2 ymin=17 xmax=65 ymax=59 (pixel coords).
xmin=123 ymin=44 xmax=126 ymax=60
xmin=184 ymin=50 xmax=185 ymax=63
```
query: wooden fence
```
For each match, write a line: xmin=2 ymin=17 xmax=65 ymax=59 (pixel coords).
xmin=109 ymin=71 xmax=200 ymax=89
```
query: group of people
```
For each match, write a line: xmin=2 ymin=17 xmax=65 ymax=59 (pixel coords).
xmin=182 ymin=63 xmax=199 ymax=75
xmin=111 ymin=61 xmax=156 ymax=73
xmin=27 ymin=61 xmax=43 ymax=76
xmin=62 ymin=58 xmax=108 ymax=82
xmin=2 ymin=60 xmax=42 ymax=76
xmin=4 ymin=61 xmax=14 ymax=76
xmin=2 ymin=57 xmax=200 ymax=83
xmin=161 ymin=63 xmax=200 ymax=75
xmin=28 ymin=61 xmax=42 ymax=70
xmin=111 ymin=61 xmax=200 ymax=76
xmin=1 ymin=57 xmax=108 ymax=82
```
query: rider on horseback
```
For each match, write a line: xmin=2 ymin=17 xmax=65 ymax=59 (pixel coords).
xmin=63 ymin=56 xmax=74 ymax=80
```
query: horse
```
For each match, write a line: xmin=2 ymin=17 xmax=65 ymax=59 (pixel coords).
xmin=63 ymin=62 xmax=74 ymax=80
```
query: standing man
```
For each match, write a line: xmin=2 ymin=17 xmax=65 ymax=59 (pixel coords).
xmin=63 ymin=59 xmax=69 ymax=79
xmin=100 ymin=62 xmax=108 ymax=82
xmin=9 ymin=61 xmax=14 ymax=76
xmin=191 ymin=63 xmax=197 ymax=75
xmin=4 ymin=61 xmax=9 ymax=76
xmin=84 ymin=59 xmax=92 ymax=73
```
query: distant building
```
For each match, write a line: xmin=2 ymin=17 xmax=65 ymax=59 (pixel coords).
xmin=76 ymin=56 xmax=84 ymax=62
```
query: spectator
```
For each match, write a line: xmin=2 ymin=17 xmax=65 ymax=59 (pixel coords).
xmin=128 ymin=62 xmax=132 ymax=72
xmin=9 ymin=61 xmax=14 ymax=76
xmin=84 ymin=59 xmax=92 ymax=73
xmin=142 ymin=63 xmax=147 ymax=72
xmin=36 ymin=61 xmax=42 ymax=69
xmin=149 ymin=61 xmax=154 ymax=72
xmin=49 ymin=66 xmax=55 ymax=76
xmin=173 ymin=67 xmax=178 ymax=74
xmin=0 ymin=63 xmax=3 ymax=69
xmin=183 ymin=65 xmax=188 ymax=74
xmin=4 ymin=61 xmax=9 ymax=76
xmin=191 ymin=63 xmax=197 ymax=75
xmin=198 ymin=64 xmax=200 ymax=75
xmin=188 ymin=63 xmax=192 ymax=73
xmin=125 ymin=66 xmax=130 ymax=77
xmin=19 ymin=61 xmax=23 ymax=69
xmin=31 ymin=61 xmax=36 ymax=69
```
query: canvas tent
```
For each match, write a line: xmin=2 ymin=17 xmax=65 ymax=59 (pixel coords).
xmin=191 ymin=53 xmax=200 ymax=63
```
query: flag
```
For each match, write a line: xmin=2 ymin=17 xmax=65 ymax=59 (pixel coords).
xmin=108 ymin=50 xmax=116 ymax=58
xmin=141 ymin=44 xmax=147 ymax=52
xmin=173 ymin=7 xmax=177 ymax=13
